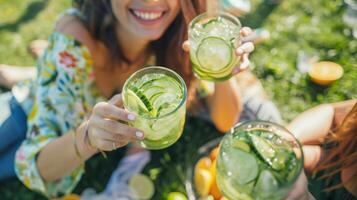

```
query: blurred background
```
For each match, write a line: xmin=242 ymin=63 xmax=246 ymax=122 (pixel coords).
xmin=0 ymin=0 xmax=356 ymax=199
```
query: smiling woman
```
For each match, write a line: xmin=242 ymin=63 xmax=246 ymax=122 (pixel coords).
xmin=3 ymin=0 xmax=260 ymax=198
xmin=10 ymin=0 xmax=212 ymax=198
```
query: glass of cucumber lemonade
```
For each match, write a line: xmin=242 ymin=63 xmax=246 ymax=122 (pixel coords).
xmin=122 ymin=66 xmax=187 ymax=150
xmin=216 ymin=121 xmax=303 ymax=200
xmin=189 ymin=11 xmax=241 ymax=81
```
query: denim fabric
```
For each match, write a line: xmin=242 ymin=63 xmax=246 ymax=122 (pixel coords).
xmin=0 ymin=92 xmax=27 ymax=181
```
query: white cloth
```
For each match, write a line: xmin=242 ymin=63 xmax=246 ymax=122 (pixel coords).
xmin=81 ymin=150 xmax=151 ymax=200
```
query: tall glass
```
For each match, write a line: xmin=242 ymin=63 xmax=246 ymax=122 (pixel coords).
xmin=216 ymin=121 xmax=303 ymax=200
xmin=122 ymin=66 xmax=187 ymax=149
xmin=189 ymin=12 xmax=241 ymax=81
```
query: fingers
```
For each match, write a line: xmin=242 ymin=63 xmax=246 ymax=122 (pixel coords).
xmin=90 ymin=128 xmax=130 ymax=142
xmin=240 ymin=27 xmax=252 ymax=37
xmin=91 ymin=136 xmax=129 ymax=151
xmin=93 ymin=102 xmax=136 ymax=122
xmin=182 ymin=40 xmax=190 ymax=52
xmin=232 ymin=53 xmax=250 ymax=75
xmin=236 ymin=42 xmax=254 ymax=56
xmin=90 ymin=116 xmax=144 ymax=141
xmin=302 ymin=145 xmax=323 ymax=172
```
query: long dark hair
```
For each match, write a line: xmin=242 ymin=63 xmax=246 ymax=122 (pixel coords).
xmin=72 ymin=0 xmax=207 ymax=104
xmin=315 ymin=102 xmax=357 ymax=191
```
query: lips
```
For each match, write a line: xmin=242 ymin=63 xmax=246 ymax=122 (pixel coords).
xmin=129 ymin=8 xmax=166 ymax=26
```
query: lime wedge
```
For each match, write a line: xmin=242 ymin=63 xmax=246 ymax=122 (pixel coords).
xmin=196 ymin=36 xmax=233 ymax=72
xmin=167 ymin=192 xmax=188 ymax=200
xmin=129 ymin=174 xmax=155 ymax=200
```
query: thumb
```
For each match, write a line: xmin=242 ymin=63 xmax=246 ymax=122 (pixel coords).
xmin=182 ymin=40 xmax=190 ymax=52
xmin=108 ymin=94 xmax=123 ymax=107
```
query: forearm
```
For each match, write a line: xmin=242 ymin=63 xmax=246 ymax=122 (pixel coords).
xmin=287 ymin=104 xmax=334 ymax=144
xmin=37 ymin=122 xmax=97 ymax=182
xmin=209 ymin=78 xmax=242 ymax=132
xmin=331 ymin=99 xmax=356 ymax=126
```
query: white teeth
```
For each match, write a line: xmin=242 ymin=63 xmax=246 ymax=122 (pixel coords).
xmin=133 ymin=10 xmax=163 ymax=20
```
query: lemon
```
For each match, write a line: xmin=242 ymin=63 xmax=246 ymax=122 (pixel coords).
xmin=195 ymin=168 xmax=213 ymax=196
xmin=195 ymin=157 xmax=212 ymax=172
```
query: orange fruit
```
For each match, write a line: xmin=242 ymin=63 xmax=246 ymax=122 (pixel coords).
xmin=195 ymin=157 xmax=212 ymax=171
xmin=308 ymin=61 xmax=343 ymax=86
xmin=209 ymin=160 xmax=222 ymax=199
xmin=61 ymin=194 xmax=80 ymax=200
xmin=210 ymin=147 xmax=219 ymax=161
xmin=210 ymin=176 xmax=222 ymax=199
xmin=210 ymin=159 xmax=217 ymax=178
xmin=195 ymin=168 xmax=214 ymax=196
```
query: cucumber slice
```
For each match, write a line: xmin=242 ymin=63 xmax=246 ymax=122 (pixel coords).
xmin=126 ymin=89 xmax=149 ymax=112
xmin=130 ymin=87 xmax=153 ymax=111
xmin=254 ymin=170 xmax=278 ymax=198
xmin=250 ymin=134 xmax=276 ymax=167
xmin=128 ymin=87 xmax=157 ymax=117
xmin=196 ymin=36 xmax=233 ymax=73
xmin=233 ymin=140 xmax=251 ymax=152
xmin=143 ymin=86 xmax=165 ymax=99
xmin=223 ymin=148 xmax=259 ymax=185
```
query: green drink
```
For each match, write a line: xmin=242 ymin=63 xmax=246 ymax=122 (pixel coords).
xmin=189 ymin=12 xmax=241 ymax=81
xmin=216 ymin=121 xmax=303 ymax=200
xmin=122 ymin=66 xmax=187 ymax=149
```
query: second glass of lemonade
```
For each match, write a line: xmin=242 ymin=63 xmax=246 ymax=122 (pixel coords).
xmin=216 ymin=121 xmax=303 ymax=200
xmin=122 ymin=66 xmax=187 ymax=150
xmin=189 ymin=12 xmax=241 ymax=81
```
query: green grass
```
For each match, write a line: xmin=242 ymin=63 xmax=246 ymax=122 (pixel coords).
xmin=0 ymin=0 xmax=356 ymax=199
xmin=0 ymin=0 xmax=71 ymax=66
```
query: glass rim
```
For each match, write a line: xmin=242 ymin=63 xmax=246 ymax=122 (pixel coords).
xmin=123 ymin=66 xmax=187 ymax=120
xmin=228 ymin=120 xmax=304 ymax=186
xmin=188 ymin=11 xmax=242 ymax=32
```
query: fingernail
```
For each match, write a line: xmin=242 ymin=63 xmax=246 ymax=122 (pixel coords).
xmin=127 ymin=113 xmax=136 ymax=121
xmin=236 ymin=48 xmax=243 ymax=55
xmin=136 ymin=131 xmax=144 ymax=139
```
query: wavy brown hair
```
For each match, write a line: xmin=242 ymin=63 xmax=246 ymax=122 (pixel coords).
xmin=314 ymin=102 xmax=357 ymax=191
xmin=72 ymin=0 xmax=207 ymax=104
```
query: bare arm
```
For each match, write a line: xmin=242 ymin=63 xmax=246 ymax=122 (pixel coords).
xmin=207 ymin=79 xmax=242 ymax=132
xmin=37 ymin=122 xmax=96 ymax=181
xmin=287 ymin=104 xmax=334 ymax=145
xmin=37 ymin=95 xmax=144 ymax=182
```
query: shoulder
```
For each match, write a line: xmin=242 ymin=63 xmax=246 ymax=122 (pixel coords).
xmin=54 ymin=15 xmax=108 ymax=68
xmin=55 ymin=15 xmax=96 ymax=51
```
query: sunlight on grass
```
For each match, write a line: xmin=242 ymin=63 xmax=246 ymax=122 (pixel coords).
xmin=0 ymin=0 xmax=71 ymax=66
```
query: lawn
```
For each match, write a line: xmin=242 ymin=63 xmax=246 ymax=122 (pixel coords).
xmin=0 ymin=0 xmax=356 ymax=199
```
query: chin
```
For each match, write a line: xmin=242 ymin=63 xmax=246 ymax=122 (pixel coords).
xmin=137 ymin=30 xmax=166 ymax=41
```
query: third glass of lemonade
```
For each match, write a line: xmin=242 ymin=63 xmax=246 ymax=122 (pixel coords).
xmin=189 ymin=12 xmax=241 ymax=81
xmin=216 ymin=121 xmax=303 ymax=200
xmin=122 ymin=66 xmax=187 ymax=150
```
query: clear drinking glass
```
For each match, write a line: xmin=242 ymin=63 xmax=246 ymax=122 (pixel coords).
xmin=122 ymin=66 xmax=187 ymax=149
xmin=189 ymin=11 xmax=241 ymax=81
xmin=216 ymin=121 xmax=303 ymax=200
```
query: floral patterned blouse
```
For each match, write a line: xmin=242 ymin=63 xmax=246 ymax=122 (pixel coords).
xmin=14 ymin=9 xmax=106 ymax=198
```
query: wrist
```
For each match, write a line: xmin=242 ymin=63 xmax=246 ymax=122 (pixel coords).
xmin=214 ymin=78 xmax=234 ymax=88
xmin=76 ymin=122 xmax=98 ymax=158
